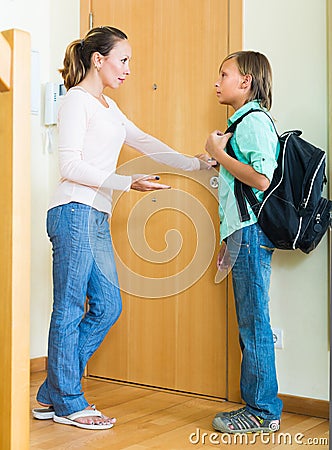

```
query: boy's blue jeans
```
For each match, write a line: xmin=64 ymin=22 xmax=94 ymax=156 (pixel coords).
xmin=37 ymin=202 xmax=122 ymax=416
xmin=227 ymin=223 xmax=283 ymax=420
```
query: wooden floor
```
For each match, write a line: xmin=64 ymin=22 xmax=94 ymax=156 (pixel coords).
xmin=30 ymin=371 xmax=329 ymax=449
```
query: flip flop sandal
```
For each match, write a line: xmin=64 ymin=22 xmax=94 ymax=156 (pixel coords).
xmin=32 ymin=406 xmax=55 ymax=420
xmin=53 ymin=407 xmax=116 ymax=430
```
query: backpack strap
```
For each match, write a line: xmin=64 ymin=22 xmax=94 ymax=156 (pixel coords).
xmin=225 ymin=108 xmax=278 ymax=221
xmin=241 ymin=182 xmax=262 ymax=216
xmin=226 ymin=108 xmax=278 ymax=135
xmin=226 ymin=139 xmax=252 ymax=221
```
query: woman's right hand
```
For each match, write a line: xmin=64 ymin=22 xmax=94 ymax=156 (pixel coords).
xmin=131 ymin=174 xmax=171 ymax=191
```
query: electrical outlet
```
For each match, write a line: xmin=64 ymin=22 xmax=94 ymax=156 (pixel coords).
xmin=272 ymin=328 xmax=283 ymax=349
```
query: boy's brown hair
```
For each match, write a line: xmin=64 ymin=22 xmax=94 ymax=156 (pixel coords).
xmin=221 ymin=51 xmax=273 ymax=110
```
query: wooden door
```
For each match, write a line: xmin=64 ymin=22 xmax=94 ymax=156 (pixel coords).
xmin=81 ymin=0 xmax=242 ymax=400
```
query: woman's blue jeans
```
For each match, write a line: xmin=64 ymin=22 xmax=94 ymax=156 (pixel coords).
xmin=37 ymin=202 xmax=122 ymax=416
xmin=227 ymin=223 xmax=283 ymax=420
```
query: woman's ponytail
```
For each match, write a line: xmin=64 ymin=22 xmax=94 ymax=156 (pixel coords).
xmin=59 ymin=40 xmax=86 ymax=90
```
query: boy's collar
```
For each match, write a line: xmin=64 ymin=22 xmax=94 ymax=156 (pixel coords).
xmin=228 ymin=100 xmax=262 ymax=125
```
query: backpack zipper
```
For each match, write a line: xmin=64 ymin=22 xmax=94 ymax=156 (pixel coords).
xmin=293 ymin=217 xmax=302 ymax=249
xmin=314 ymin=213 xmax=322 ymax=232
xmin=293 ymin=154 xmax=326 ymax=249
xmin=294 ymin=178 xmax=328 ymax=249
xmin=302 ymin=153 xmax=326 ymax=209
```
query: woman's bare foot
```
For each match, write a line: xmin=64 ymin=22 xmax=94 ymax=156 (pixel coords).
xmin=36 ymin=402 xmax=116 ymax=427
xmin=72 ymin=405 xmax=116 ymax=426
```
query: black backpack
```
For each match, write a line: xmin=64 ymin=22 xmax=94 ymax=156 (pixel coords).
xmin=226 ymin=109 xmax=332 ymax=254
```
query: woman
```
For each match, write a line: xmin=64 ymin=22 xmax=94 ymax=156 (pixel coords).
xmin=32 ymin=26 xmax=211 ymax=430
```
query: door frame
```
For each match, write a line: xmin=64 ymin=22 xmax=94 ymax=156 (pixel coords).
xmin=329 ymin=0 xmax=332 ymax=197
xmin=225 ymin=0 xmax=243 ymax=404
xmin=327 ymin=0 xmax=332 ymax=424
xmin=0 ymin=29 xmax=31 ymax=450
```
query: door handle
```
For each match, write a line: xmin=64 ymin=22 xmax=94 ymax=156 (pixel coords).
xmin=210 ymin=176 xmax=219 ymax=189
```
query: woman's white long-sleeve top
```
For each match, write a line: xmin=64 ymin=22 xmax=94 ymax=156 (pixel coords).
xmin=49 ymin=86 xmax=200 ymax=214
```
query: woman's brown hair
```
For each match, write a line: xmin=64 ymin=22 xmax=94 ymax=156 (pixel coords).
xmin=221 ymin=51 xmax=273 ymax=110
xmin=59 ymin=26 xmax=127 ymax=90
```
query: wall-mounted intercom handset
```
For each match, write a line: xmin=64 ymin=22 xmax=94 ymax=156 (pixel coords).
xmin=44 ymin=82 xmax=66 ymax=126
xmin=44 ymin=82 xmax=66 ymax=153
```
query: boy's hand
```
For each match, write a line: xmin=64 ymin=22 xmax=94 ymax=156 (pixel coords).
xmin=205 ymin=131 xmax=232 ymax=161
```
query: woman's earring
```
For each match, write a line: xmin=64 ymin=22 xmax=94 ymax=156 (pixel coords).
xmin=94 ymin=64 xmax=100 ymax=71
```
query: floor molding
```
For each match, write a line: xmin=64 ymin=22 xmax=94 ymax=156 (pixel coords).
xmin=279 ymin=393 xmax=329 ymax=419
xmin=30 ymin=356 xmax=47 ymax=373
xmin=86 ymin=374 xmax=329 ymax=420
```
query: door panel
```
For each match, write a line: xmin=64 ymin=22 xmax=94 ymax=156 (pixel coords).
xmin=83 ymin=0 xmax=237 ymax=399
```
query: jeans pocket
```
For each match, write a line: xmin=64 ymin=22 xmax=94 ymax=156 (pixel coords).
xmin=88 ymin=209 xmax=109 ymax=239
xmin=258 ymin=228 xmax=275 ymax=251
xmin=46 ymin=207 xmax=62 ymax=238
xmin=228 ymin=228 xmax=246 ymax=247
xmin=258 ymin=228 xmax=274 ymax=269
xmin=227 ymin=228 xmax=247 ymax=265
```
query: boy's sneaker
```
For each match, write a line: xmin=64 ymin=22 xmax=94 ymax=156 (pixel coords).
xmin=214 ymin=406 xmax=247 ymax=418
xmin=212 ymin=408 xmax=280 ymax=434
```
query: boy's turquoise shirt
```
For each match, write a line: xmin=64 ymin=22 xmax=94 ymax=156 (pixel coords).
xmin=218 ymin=100 xmax=279 ymax=241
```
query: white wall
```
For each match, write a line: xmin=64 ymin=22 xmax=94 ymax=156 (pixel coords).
xmin=1 ymin=0 xmax=329 ymax=401
xmin=244 ymin=0 xmax=329 ymax=400
xmin=0 ymin=0 xmax=80 ymax=358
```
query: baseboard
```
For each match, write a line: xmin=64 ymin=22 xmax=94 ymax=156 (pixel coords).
xmin=279 ymin=393 xmax=329 ymax=419
xmin=30 ymin=356 xmax=47 ymax=373
xmin=86 ymin=373 xmax=329 ymax=420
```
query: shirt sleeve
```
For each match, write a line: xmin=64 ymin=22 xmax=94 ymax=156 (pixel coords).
xmin=58 ymin=91 xmax=132 ymax=191
xmin=113 ymin=105 xmax=201 ymax=171
xmin=234 ymin=112 xmax=278 ymax=182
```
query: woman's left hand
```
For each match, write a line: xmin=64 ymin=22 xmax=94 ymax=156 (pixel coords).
xmin=131 ymin=174 xmax=171 ymax=191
